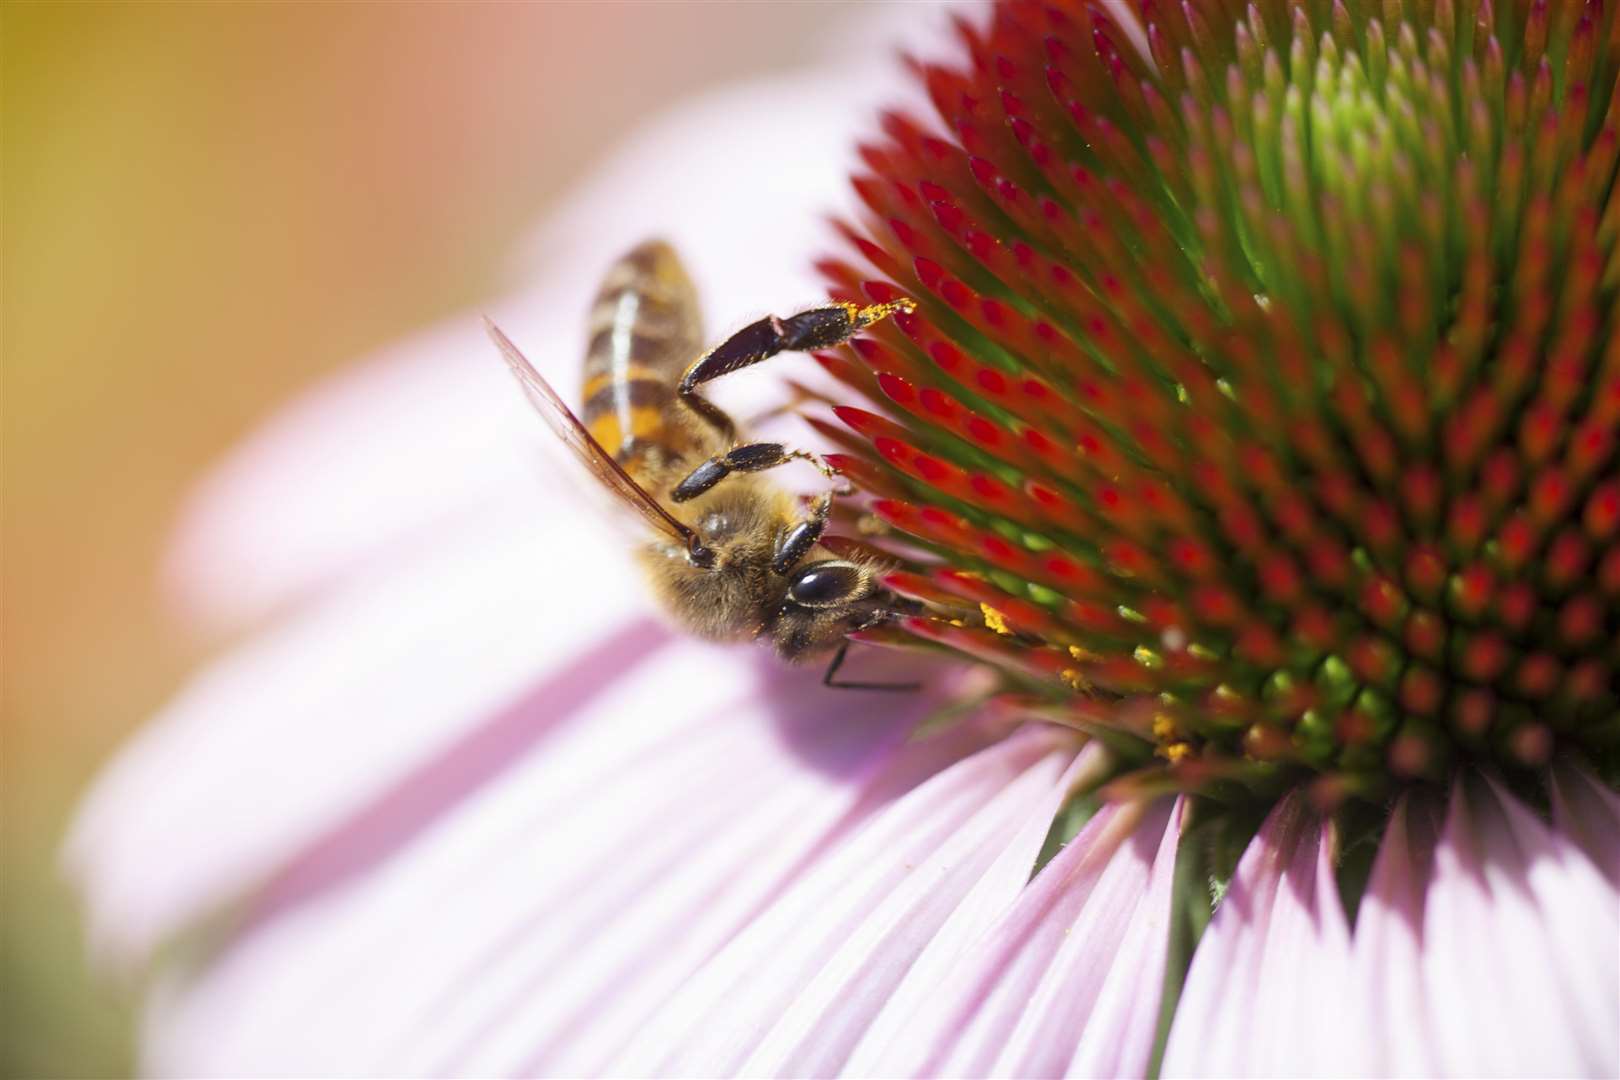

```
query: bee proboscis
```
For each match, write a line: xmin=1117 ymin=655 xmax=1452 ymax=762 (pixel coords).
xmin=486 ymin=239 xmax=917 ymax=688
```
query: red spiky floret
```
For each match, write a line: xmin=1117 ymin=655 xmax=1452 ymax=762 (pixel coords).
xmin=819 ymin=0 xmax=1620 ymax=793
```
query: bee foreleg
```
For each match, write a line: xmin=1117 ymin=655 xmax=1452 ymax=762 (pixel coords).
xmin=678 ymin=297 xmax=916 ymax=440
xmin=771 ymin=492 xmax=833 ymax=574
xmin=670 ymin=442 xmax=838 ymax=503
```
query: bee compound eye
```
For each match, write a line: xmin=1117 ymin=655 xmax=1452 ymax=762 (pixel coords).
xmin=788 ymin=562 xmax=863 ymax=608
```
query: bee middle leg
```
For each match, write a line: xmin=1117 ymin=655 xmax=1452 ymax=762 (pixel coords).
xmin=670 ymin=441 xmax=836 ymax=502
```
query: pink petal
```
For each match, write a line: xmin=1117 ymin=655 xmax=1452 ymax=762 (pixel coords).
xmin=68 ymin=495 xmax=647 ymax=967
xmin=430 ymin=720 xmax=1011 ymax=1079
xmin=1165 ymin=775 xmax=1620 ymax=1078
xmin=1161 ymin=792 xmax=1352 ymax=1077
xmin=1549 ymin=761 xmax=1620 ymax=888
xmin=1419 ymin=775 xmax=1619 ymax=1076
xmin=1059 ymin=800 xmax=1185 ymax=1078
xmin=846 ymin=796 xmax=1181 ymax=1078
xmin=731 ymin=743 xmax=1115 ymax=1078
xmin=163 ymin=317 xmax=546 ymax=632
xmin=605 ymin=729 xmax=1083 ymax=1077
xmin=141 ymin=710 xmax=1026 ymax=1076
xmin=1344 ymin=792 xmax=1443 ymax=1076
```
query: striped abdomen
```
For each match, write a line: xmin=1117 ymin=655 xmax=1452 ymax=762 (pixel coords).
xmin=581 ymin=240 xmax=706 ymax=468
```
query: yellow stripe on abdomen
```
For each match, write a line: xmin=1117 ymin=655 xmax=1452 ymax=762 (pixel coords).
xmin=587 ymin=404 xmax=668 ymax=461
xmin=579 ymin=240 xmax=707 ymax=466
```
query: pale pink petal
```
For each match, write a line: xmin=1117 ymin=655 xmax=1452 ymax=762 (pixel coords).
xmin=838 ymin=790 xmax=1148 ymax=1078
xmin=418 ymin=714 xmax=1000 ymax=1079
xmin=163 ymin=317 xmax=545 ymax=632
xmin=606 ymin=728 xmax=1081 ymax=1076
xmin=1241 ymin=805 xmax=1354 ymax=1077
xmin=1345 ymin=792 xmax=1443 ymax=1077
xmin=734 ymin=744 xmax=1116 ymax=1078
xmin=165 ymin=2 xmax=964 ymax=633
xmin=844 ymin=795 xmax=1181 ymax=1079
xmin=69 ymin=491 xmax=648 ymax=967
xmin=141 ymin=643 xmax=965 ymax=1076
xmin=1418 ymin=775 xmax=1619 ymax=1076
xmin=1549 ymin=761 xmax=1620 ymax=887
xmin=1419 ymin=774 xmax=1619 ymax=1076
xmin=1058 ymin=799 xmax=1183 ymax=1078
xmin=1160 ymin=792 xmax=1353 ymax=1077
xmin=1165 ymin=773 xmax=1619 ymax=1078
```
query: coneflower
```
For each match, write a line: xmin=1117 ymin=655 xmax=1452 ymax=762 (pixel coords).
xmin=809 ymin=0 xmax=1619 ymax=1072
xmin=823 ymin=0 xmax=1617 ymax=797
xmin=69 ymin=2 xmax=1615 ymax=1077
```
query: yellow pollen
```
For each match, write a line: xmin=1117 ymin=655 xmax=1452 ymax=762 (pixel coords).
xmin=1059 ymin=668 xmax=1094 ymax=694
xmin=980 ymin=604 xmax=1013 ymax=636
xmin=1068 ymin=644 xmax=1100 ymax=661
xmin=1152 ymin=713 xmax=1179 ymax=742
xmin=1161 ymin=742 xmax=1193 ymax=764
xmin=855 ymin=513 xmax=887 ymax=536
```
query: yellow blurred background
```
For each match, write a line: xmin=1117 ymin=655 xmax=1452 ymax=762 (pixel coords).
xmin=3 ymin=3 xmax=856 ymax=1073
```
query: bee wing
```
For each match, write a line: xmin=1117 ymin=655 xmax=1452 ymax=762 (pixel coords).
xmin=484 ymin=318 xmax=704 ymax=555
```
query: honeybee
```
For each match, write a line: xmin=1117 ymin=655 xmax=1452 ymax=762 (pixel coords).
xmin=485 ymin=239 xmax=917 ymax=687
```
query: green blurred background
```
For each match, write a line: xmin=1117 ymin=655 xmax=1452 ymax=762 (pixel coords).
xmin=2 ymin=4 xmax=856 ymax=1074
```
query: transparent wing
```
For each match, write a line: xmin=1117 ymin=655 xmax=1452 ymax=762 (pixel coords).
xmin=484 ymin=318 xmax=705 ymax=556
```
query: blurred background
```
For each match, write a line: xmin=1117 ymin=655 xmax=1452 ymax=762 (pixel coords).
xmin=2 ymin=4 xmax=861 ymax=1073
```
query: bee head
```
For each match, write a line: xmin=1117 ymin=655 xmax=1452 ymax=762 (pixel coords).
xmin=769 ymin=559 xmax=897 ymax=662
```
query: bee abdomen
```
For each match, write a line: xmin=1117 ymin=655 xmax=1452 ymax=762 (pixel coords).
xmin=581 ymin=371 xmax=674 ymax=460
xmin=581 ymin=240 xmax=702 ymax=463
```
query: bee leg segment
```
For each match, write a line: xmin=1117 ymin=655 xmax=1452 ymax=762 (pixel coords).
xmin=670 ymin=457 xmax=731 ymax=503
xmin=821 ymin=641 xmax=922 ymax=692
xmin=772 ymin=493 xmax=832 ymax=575
xmin=678 ymin=298 xmax=916 ymax=439
xmin=685 ymin=536 xmax=716 ymax=569
xmin=670 ymin=442 xmax=835 ymax=503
